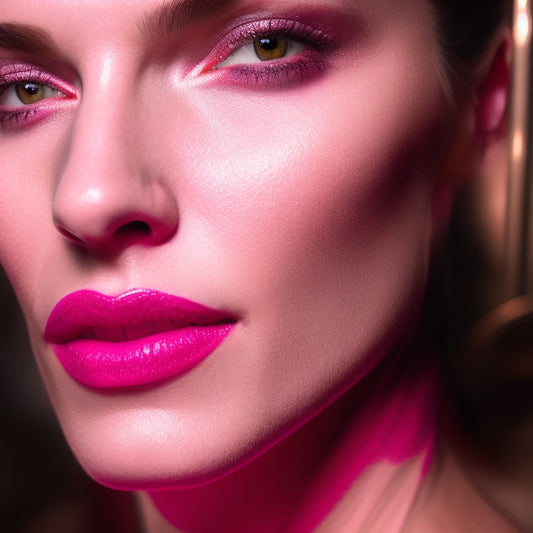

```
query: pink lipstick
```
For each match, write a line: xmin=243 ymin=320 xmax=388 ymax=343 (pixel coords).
xmin=44 ymin=289 xmax=236 ymax=389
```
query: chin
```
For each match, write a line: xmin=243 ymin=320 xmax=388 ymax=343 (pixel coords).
xmin=56 ymin=402 xmax=266 ymax=490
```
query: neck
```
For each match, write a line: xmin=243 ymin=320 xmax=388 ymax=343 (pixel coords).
xmin=139 ymin=348 xmax=437 ymax=533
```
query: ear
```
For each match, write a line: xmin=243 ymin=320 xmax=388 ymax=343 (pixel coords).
xmin=431 ymin=33 xmax=511 ymax=247
xmin=474 ymin=34 xmax=511 ymax=141
xmin=436 ymin=33 xmax=511 ymax=190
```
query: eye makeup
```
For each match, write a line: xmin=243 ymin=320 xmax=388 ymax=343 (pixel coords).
xmin=203 ymin=18 xmax=331 ymax=87
xmin=0 ymin=63 xmax=76 ymax=130
xmin=190 ymin=7 xmax=361 ymax=89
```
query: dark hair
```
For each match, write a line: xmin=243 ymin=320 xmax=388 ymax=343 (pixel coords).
xmin=430 ymin=0 xmax=512 ymax=85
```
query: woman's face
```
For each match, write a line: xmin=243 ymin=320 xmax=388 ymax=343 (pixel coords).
xmin=0 ymin=0 xmax=452 ymax=488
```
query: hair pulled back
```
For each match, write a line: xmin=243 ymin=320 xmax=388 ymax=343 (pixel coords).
xmin=431 ymin=0 xmax=512 ymax=85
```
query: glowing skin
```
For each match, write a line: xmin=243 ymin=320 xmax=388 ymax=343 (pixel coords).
xmin=0 ymin=0 xmax=514 ymax=531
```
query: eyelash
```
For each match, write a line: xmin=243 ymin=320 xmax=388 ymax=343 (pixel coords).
xmin=0 ymin=64 xmax=73 ymax=130
xmin=199 ymin=18 xmax=333 ymax=87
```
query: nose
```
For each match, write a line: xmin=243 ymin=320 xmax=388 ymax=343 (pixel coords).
xmin=52 ymin=84 xmax=178 ymax=252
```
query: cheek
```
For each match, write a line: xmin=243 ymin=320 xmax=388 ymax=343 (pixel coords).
xmin=0 ymin=128 xmax=62 ymax=307
xmin=152 ymin=64 xmax=446 ymax=308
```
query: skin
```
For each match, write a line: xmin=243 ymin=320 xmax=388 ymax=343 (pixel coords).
xmin=0 ymin=0 xmax=517 ymax=531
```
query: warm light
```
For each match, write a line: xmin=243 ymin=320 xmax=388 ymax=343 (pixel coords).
xmin=516 ymin=13 xmax=530 ymax=44
xmin=515 ymin=0 xmax=531 ymax=45
xmin=512 ymin=130 xmax=524 ymax=162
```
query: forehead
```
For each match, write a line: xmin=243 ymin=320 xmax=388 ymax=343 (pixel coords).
xmin=0 ymin=0 xmax=366 ymax=26
xmin=0 ymin=0 xmax=418 ymax=41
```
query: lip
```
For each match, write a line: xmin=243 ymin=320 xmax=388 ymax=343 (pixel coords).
xmin=44 ymin=289 xmax=236 ymax=389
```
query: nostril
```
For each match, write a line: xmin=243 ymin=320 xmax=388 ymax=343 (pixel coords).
xmin=56 ymin=225 xmax=86 ymax=246
xmin=115 ymin=220 xmax=152 ymax=237
xmin=56 ymin=220 xmax=154 ymax=248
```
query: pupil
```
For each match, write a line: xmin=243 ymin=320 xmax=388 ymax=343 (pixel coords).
xmin=23 ymin=83 xmax=40 ymax=95
xmin=259 ymin=37 xmax=279 ymax=51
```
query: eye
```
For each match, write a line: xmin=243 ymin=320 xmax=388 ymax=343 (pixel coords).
xmin=218 ymin=34 xmax=305 ymax=68
xmin=195 ymin=17 xmax=338 ymax=88
xmin=1 ymin=81 xmax=64 ymax=106
xmin=0 ymin=66 xmax=76 ymax=130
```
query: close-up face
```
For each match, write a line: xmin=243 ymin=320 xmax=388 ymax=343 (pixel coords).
xmin=0 ymin=0 xmax=455 ymax=490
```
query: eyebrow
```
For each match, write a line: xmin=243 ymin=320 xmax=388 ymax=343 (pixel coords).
xmin=0 ymin=0 xmax=236 ymax=57
xmin=0 ymin=22 xmax=58 ymax=55
xmin=140 ymin=0 xmax=235 ymax=38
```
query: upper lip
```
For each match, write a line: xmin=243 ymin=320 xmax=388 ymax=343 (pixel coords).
xmin=44 ymin=289 xmax=236 ymax=344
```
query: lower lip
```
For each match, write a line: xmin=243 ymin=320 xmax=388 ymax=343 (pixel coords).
xmin=51 ymin=323 xmax=235 ymax=389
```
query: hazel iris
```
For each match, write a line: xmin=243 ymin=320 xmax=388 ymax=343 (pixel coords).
xmin=15 ymin=83 xmax=47 ymax=104
xmin=253 ymin=36 xmax=289 ymax=61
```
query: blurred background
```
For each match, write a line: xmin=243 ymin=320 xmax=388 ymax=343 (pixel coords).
xmin=0 ymin=268 xmax=140 ymax=533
